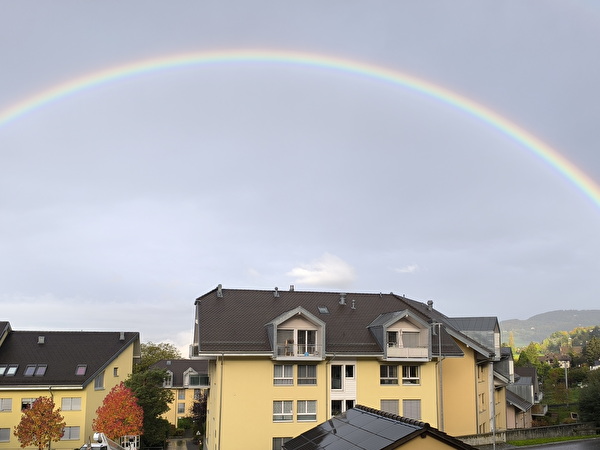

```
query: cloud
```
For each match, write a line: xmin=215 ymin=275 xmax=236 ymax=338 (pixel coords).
xmin=287 ymin=253 xmax=356 ymax=288
xmin=394 ymin=264 xmax=420 ymax=274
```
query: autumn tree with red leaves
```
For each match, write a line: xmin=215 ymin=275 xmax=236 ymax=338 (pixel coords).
xmin=93 ymin=382 xmax=144 ymax=441
xmin=14 ymin=396 xmax=66 ymax=450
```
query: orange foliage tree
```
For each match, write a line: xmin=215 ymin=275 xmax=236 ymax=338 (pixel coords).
xmin=14 ymin=396 xmax=66 ymax=450
xmin=93 ymin=382 xmax=144 ymax=441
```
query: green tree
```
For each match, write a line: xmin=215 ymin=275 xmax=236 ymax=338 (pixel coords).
xmin=125 ymin=369 xmax=174 ymax=447
xmin=516 ymin=342 xmax=542 ymax=369
xmin=136 ymin=342 xmax=182 ymax=373
xmin=583 ymin=336 xmax=600 ymax=366
xmin=578 ymin=369 xmax=600 ymax=425
xmin=14 ymin=397 xmax=66 ymax=450
xmin=190 ymin=392 xmax=208 ymax=436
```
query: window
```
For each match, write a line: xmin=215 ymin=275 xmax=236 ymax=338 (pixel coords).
xmin=273 ymin=401 xmax=293 ymax=422
xmin=178 ymin=390 xmax=185 ymax=400
xmin=331 ymin=400 xmax=354 ymax=416
xmin=380 ymin=399 xmax=399 ymax=414
xmin=345 ymin=365 xmax=354 ymax=378
xmin=402 ymin=331 xmax=420 ymax=348
xmin=331 ymin=365 xmax=342 ymax=389
xmin=21 ymin=398 xmax=35 ymax=410
xmin=189 ymin=374 xmax=200 ymax=385
xmin=0 ymin=366 xmax=5 ymax=376
xmin=4 ymin=365 xmax=18 ymax=376
xmin=387 ymin=331 xmax=398 ymax=347
xmin=75 ymin=365 xmax=87 ymax=376
xmin=297 ymin=400 xmax=317 ymax=421
xmin=61 ymin=397 xmax=81 ymax=411
xmin=297 ymin=330 xmax=316 ymax=355
xmin=274 ymin=365 xmax=293 ymax=385
xmin=403 ymin=399 xmax=421 ymax=420
xmin=380 ymin=365 xmax=398 ymax=385
xmin=272 ymin=437 xmax=291 ymax=450
xmin=94 ymin=371 xmax=105 ymax=390
xmin=0 ymin=398 xmax=12 ymax=412
xmin=113 ymin=367 xmax=119 ymax=377
xmin=164 ymin=371 xmax=173 ymax=387
xmin=402 ymin=365 xmax=420 ymax=385
xmin=297 ymin=365 xmax=316 ymax=385
xmin=24 ymin=364 xmax=47 ymax=376
xmin=61 ymin=426 xmax=80 ymax=440
xmin=0 ymin=428 xmax=10 ymax=443
xmin=178 ymin=403 xmax=185 ymax=414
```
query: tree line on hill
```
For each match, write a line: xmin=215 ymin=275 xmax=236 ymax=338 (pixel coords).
xmin=508 ymin=325 xmax=600 ymax=427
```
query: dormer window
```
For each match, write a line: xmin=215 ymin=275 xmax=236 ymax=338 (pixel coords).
xmin=267 ymin=307 xmax=326 ymax=360
xmin=164 ymin=370 xmax=173 ymax=388
xmin=387 ymin=331 xmax=398 ymax=348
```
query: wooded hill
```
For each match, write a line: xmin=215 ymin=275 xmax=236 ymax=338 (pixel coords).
xmin=500 ymin=310 xmax=600 ymax=348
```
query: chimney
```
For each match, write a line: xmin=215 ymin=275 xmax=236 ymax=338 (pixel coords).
xmin=274 ymin=287 xmax=280 ymax=298
xmin=289 ymin=285 xmax=294 ymax=292
xmin=339 ymin=293 xmax=346 ymax=305
xmin=217 ymin=284 xmax=223 ymax=298
xmin=427 ymin=300 xmax=433 ymax=311
xmin=351 ymin=299 xmax=356 ymax=310
xmin=38 ymin=336 xmax=45 ymax=345
xmin=119 ymin=331 xmax=125 ymax=341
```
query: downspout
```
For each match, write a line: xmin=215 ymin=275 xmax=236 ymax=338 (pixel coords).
xmin=218 ymin=354 xmax=224 ymax=450
xmin=489 ymin=360 xmax=496 ymax=450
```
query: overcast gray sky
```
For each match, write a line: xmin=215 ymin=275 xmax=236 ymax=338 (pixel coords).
xmin=2 ymin=2 xmax=600 ymax=353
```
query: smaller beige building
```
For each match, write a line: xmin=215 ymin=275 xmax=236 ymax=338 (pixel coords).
xmin=283 ymin=405 xmax=477 ymax=449
xmin=150 ymin=359 xmax=209 ymax=428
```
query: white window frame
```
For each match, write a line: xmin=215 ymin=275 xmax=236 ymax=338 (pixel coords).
xmin=402 ymin=399 xmax=421 ymax=420
xmin=380 ymin=399 xmax=399 ymax=415
xmin=0 ymin=428 xmax=10 ymax=442
xmin=273 ymin=365 xmax=293 ymax=385
xmin=296 ymin=400 xmax=317 ymax=422
xmin=402 ymin=365 xmax=420 ymax=385
xmin=297 ymin=365 xmax=317 ymax=385
xmin=94 ymin=371 xmax=105 ymax=390
xmin=273 ymin=401 xmax=293 ymax=422
xmin=0 ymin=398 xmax=12 ymax=412
xmin=61 ymin=397 xmax=81 ymax=411
xmin=61 ymin=426 xmax=80 ymax=440
xmin=380 ymin=365 xmax=398 ymax=385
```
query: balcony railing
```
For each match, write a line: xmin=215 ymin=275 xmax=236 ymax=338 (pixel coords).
xmin=276 ymin=343 xmax=323 ymax=358
xmin=386 ymin=344 xmax=429 ymax=359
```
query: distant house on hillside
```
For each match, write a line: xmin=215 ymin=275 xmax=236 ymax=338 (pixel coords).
xmin=150 ymin=359 xmax=209 ymax=428
xmin=0 ymin=321 xmax=140 ymax=449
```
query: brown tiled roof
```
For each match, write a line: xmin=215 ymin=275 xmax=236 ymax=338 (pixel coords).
xmin=194 ymin=287 xmax=487 ymax=357
xmin=0 ymin=330 xmax=139 ymax=388
xmin=150 ymin=359 xmax=208 ymax=387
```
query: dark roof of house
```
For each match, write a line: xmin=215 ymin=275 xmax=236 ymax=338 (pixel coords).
xmin=506 ymin=389 xmax=533 ymax=413
xmin=0 ymin=329 xmax=139 ymax=388
xmin=150 ymin=359 xmax=208 ymax=387
xmin=282 ymin=405 xmax=476 ymax=450
xmin=194 ymin=287 xmax=495 ymax=357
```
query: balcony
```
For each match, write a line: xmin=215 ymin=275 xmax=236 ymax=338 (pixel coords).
xmin=276 ymin=343 xmax=323 ymax=359
xmin=386 ymin=342 xmax=429 ymax=359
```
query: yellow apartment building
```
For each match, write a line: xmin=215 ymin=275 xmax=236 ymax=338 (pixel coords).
xmin=150 ymin=359 xmax=209 ymax=428
xmin=190 ymin=286 xmax=512 ymax=450
xmin=0 ymin=321 xmax=140 ymax=450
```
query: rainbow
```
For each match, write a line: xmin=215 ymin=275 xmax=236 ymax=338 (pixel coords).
xmin=2 ymin=49 xmax=599 ymax=208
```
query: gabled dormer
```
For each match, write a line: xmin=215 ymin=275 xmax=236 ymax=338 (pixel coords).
xmin=265 ymin=306 xmax=326 ymax=360
xmin=368 ymin=310 xmax=430 ymax=361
